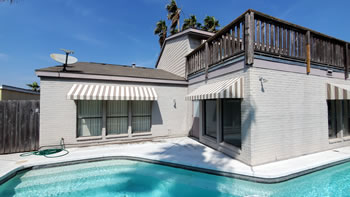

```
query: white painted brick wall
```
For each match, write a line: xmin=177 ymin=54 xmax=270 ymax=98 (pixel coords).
xmin=250 ymin=60 xmax=350 ymax=165
xmin=187 ymin=60 xmax=253 ymax=164
xmin=39 ymin=77 xmax=190 ymax=146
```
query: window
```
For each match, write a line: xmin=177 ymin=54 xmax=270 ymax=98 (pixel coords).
xmin=107 ymin=101 xmax=128 ymax=135
xmin=328 ymin=100 xmax=343 ymax=139
xmin=204 ymin=100 xmax=217 ymax=139
xmin=344 ymin=101 xmax=350 ymax=137
xmin=77 ymin=101 xmax=102 ymax=137
xmin=132 ymin=101 xmax=152 ymax=133
xmin=222 ymin=99 xmax=241 ymax=148
xmin=77 ymin=100 xmax=153 ymax=138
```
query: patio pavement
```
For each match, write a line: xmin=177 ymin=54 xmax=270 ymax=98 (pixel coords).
xmin=1 ymin=137 xmax=350 ymax=183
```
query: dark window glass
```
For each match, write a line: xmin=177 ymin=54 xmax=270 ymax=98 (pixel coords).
xmin=222 ymin=99 xmax=241 ymax=148
xmin=77 ymin=101 xmax=102 ymax=137
xmin=132 ymin=101 xmax=152 ymax=133
xmin=107 ymin=101 xmax=128 ymax=135
xmin=344 ymin=101 xmax=350 ymax=137
xmin=204 ymin=100 xmax=217 ymax=139
xmin=328 ymin=100 xmax=342 ymax=139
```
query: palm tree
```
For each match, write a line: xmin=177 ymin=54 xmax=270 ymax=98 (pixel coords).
xmin=27 ymin=82 xmax=40 ymax=92
xmin=154 ymin=20 xmax=168 ymax=48
xmin=166 ymin=0 xmax=181 ymax=35
xmin=202 ymin=16 xmax=220 ymax=33
xmin=170 ymin=28 xmax=178 ymax=35
xmin=182 ymin=15 xmax=201 ymax=30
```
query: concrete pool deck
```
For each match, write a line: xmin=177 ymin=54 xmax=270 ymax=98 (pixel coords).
xmin=1 ymin=137 xmax=350 ymax=183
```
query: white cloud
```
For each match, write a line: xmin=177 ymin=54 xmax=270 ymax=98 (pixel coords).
xmin=0 ymin=53 xmax=9 ymax=61
xmin=73 ymin=34 xmax=104 ymax=46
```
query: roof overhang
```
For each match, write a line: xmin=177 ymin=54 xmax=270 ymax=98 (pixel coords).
xmin=36 ymin=71 xmax=188 ymax=86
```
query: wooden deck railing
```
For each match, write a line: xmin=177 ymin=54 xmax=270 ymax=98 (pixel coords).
xmin=186 ymin=9 xmax=350 ymax=79
xmin=186 ymin=14 xmax=246 ymax=76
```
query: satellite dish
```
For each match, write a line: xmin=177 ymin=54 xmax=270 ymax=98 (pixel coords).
xmin=50 ymin=49 xmax=78 ymax=72
xmin=50 ymin=53 xmax=78 ymax=64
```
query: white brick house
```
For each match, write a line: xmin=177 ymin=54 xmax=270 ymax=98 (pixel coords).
xmin=37 ymin=10 xmax=350 ymax=166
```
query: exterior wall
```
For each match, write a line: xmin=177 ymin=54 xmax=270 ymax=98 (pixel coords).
xmin=0 ymin=89 xmax=40 ymax=100
xmin=39 ymin=77 xmax=189 ymax=146
xmin=39 ymin=55 xmax=350 ymax=166
xmin=249 ymin=59 xmax=350 ymax=165
xmin=157 ymin=35 xmax=190 ymax=78
xmin=157 ymin=35 xmax=203 ymax=78
xmin=187 ymin=58 xmax=253 ymax=165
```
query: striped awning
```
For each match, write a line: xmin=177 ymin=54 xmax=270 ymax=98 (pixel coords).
xmin=67 ymin=84 xmax=158 ymax=100
xmin=186 ymin=77 xmax=244 ymax=101
xmin=327 ymin=83 xmax=350 ymax=100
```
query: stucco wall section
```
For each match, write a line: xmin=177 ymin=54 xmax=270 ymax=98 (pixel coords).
xmin=250 ymin=59 xmax=350 ymax=165
xmin=39 ymin=77 xmax=189 ymax=146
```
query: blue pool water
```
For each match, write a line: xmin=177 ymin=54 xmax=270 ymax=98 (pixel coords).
xmin=0 ymin=159 xmax=350 ymax=197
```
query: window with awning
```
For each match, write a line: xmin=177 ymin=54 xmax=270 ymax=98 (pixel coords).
xmin=326 ymin=83 xmax=350 ymax=140
xmin=327 ymin=83 xmax=350 ymax=100
xmin=67 ymin=84 xmax=158 ymax=101
xmin=72 ymin=84 xmax=156 ymax=138
xmin=186 ymin=77 xmax=244 ymax=101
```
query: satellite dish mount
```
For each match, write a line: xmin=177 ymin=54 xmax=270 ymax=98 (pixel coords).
xmin=61 ymin=49 xmax=74 ymax=72
xmin=50 ymin=49 xmax=78 ymax=72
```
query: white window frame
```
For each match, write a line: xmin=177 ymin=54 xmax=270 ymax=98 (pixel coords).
xmin=76 ymin=100 xmax=153 ymax=140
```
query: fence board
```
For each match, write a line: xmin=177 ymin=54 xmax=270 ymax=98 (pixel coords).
xmin=0 ymin=100 xmax=39 ymax=154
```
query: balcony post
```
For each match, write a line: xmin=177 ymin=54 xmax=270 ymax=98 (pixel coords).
xmin=205 ymin=42 xmax=209 ymax=79
xmin=245 ymin=11 xmax=254 ymax=65
xmin=345 ymin=43 xmax=349 ymax=80
xmin=306 ymin=31 xmax=311 ymax=74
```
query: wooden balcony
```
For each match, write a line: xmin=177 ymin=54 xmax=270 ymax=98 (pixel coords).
xmin=186 ymin=9 xmax=350 ymax=79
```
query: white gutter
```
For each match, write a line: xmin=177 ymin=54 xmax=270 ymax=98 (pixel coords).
xmin=36 ymin=71 xmax=188 ymax=85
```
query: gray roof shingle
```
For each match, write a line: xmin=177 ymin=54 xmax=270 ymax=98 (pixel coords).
xmin=36 ymin=62 xmax=186 ymax=81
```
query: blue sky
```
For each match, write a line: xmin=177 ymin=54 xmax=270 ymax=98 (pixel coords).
xmin=0 ymin=0 xmax=349 ymax=88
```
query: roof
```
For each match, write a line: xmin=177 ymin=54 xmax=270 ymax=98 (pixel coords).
xmin=164 ymin=28 xmax=215 ymax=43
xmin=36 ymin=62 xmax=186 ymax=81
xmin=0 ymin=85 xmax=40 ymax=95
xmin=155 ymin=28 xmax=215 ymax=68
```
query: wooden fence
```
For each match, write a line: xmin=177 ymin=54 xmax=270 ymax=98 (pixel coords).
xmin=0 ymin=100 xmax=40 ymax=154
xmin=186 ymin=9 xmax=350 ymax=78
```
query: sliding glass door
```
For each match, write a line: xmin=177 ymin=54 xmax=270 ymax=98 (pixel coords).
xmin=222 ymin=99 xmax=241 ymax=148
xmin=204 ymin=100 xmax=217 ymax=139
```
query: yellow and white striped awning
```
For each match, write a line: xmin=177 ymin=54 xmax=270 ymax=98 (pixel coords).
xmin=67 ymin=84 xmax=158 ymax=100
xmin=327 ymin=83 xmax=350 ymax=100
xmin=186 ymin=77 xmax=244 ymax=101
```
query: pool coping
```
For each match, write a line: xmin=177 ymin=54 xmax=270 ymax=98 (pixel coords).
xmin=1 ymin=155 xmax=350 ymax=185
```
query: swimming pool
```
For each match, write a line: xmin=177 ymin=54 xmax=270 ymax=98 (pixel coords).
xmin=0 ymin=159 xmax=349 ymax=197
